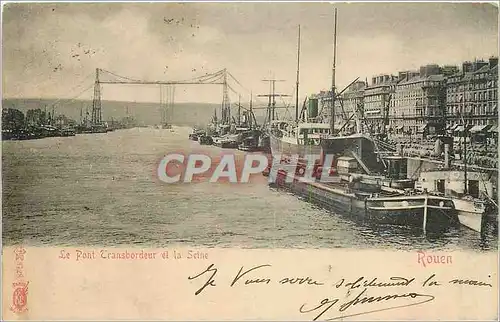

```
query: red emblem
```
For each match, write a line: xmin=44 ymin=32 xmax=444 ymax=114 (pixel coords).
xmin=11 ymin=281 xmax=28 ymax=313
xmin=14 ymin=247 xmax=26 ymax=261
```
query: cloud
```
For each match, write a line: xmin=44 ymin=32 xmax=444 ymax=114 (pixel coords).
xmin=2 ymin=2 xmax=498 ymax=105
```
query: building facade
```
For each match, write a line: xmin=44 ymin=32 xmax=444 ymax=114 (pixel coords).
xmin=363 ymin=74 xmax=397 ymax=134
xmin=390 ymin=66 xmax=446 ymax=136
xmin=312 ymin=56 xmax=498 ymax=139
xmin=337 ymin=80 xmax=366 ymax=132
xmin=445 ymin=57 xmax=498 ymax=131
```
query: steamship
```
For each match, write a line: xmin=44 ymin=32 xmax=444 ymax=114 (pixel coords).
xmin=267 ymin=13 xmax=459 ymax=232
xmin=269 ymin=118 xmax=330 ymax=158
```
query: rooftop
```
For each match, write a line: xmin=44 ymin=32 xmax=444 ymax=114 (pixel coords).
xmin=397 ymin=74 xmax=445 ymax=86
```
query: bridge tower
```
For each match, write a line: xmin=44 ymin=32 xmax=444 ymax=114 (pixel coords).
xmin=92 ymin=68 xmax=102 ymax=125
xmin=222 ymin=68 xmax=231 ymax=124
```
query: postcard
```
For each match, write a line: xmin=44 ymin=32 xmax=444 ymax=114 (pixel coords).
xmin=2 ymin=2 xmax=498 ymax=320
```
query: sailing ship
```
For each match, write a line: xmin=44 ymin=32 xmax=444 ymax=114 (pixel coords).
xmin=238 ymin=101 xmax=264 ymax=151
xmin=268 ymin=12 xmax=358 ymax=158
xmin=267 ymin=10 xmax=459 ymax=232
xmin=268 ymin=22 xmax=335 ymax=158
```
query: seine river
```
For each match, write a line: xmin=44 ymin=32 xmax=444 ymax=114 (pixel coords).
xmin=2 ymin=127 xmax=497 ymax=251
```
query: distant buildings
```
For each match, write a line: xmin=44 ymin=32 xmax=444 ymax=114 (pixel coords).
xmin=364 ymin=75 xmax=397 ymax=134
xmin=391 ymin=67 xmax=446 ymax=135
xmin=327 ymin=56 xmax=499 ymax=137
xmin=336 ymin=80 xmax=366 ymax=131
xmin=2 ymin=108 xmax=25 ymax=130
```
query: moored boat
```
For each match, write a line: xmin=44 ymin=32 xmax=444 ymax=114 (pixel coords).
xmin=271 ymin=168 xmax=458 ymax=230
xmin=59 ymin=127 xmax=76 ymax=137
xmin=454 ymin=197 xmax=487 ymax=232
xmin=416 ymin=167 xmax=496 ymax=233
xmin=199 ymin=134 xmax=213 ymax=145
xmin=238 ymin=129 xmax=262 ymax=151
xmin=189 ymin=129 xmax=205 ymax=141
xmin=270 ymin=122 xmax=330 ymax=157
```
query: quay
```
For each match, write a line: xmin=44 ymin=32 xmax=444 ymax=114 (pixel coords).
xmin=405 ymin=156 xmax=498 ymax=179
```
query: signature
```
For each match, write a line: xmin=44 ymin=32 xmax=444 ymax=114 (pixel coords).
xmin=187 ymin=264 xmax=493 ymax=320
xmin=299 ymin=288 xmax=435 ymax=321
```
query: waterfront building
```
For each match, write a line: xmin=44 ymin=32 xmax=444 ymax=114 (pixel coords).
xmin=337 ymin=80 xmax=366 ymax=132
xmin=315 ymin=89 xmax=333 ymax=123
xmin=390 ymin=66 xmax=446 ymax=136
xmin=315 ymin=82 xmax=366 ymax=133
xmin=313 ymin=56 xmax=498 ymax=143
xmin=363 ymin=74 xmax=398 ymax=134
xmin=445 ymin=57 xmax=498 ymax=136
xmin=441 ymin=65 xmax=460 ymax=76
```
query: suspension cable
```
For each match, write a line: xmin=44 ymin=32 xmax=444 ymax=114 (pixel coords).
xmin=46 ymin=73 xmax=94 ymax=110
xmin=99 ymin=69 xmax=141 ymax=82
xmin=179 ymin=69 xmax=224 ymax=83
xmin=52 ymin=83 xmax=95 ymax=115
xmin=227 ymin=71 xmax=250 ymax=93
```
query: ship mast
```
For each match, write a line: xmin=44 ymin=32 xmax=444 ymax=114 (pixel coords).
xmin=250 ymin=91 xmax=253 ymax=129
xmin=330 ymin=8 xmax=338 ymax=135
xmin=295 ymin=25 xmax=301 ymax=124
xmin=460 ymin=113 xmax=468 ymax=195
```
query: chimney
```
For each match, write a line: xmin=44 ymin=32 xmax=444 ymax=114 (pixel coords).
xmin=489 ymin=57 xmax=498 ymax=69
xmin=462 ymin=61 xmax=472 ymax=73
xmin=420 ymin=66 xmax=426 ymax=77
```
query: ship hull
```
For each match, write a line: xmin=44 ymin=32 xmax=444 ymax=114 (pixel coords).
xmin=457 ymin=212 xmax=482 ymax=233
xmin=270 ymin=133 xmax=322 ymax=157
xmin=453 ymin=198 xmax=485 ymax=232
xmin=271 ymin=171 xmax=458 ymax=229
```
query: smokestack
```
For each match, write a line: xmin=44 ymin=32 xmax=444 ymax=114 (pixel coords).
xmin=444 ymin=144 xmax=450 ymax=169
xmin=396 ymin=143 xmax=403 ymax=156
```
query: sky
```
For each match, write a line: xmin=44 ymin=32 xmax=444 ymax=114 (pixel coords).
xmin=2 ymin=2 xmax=498 ymax=107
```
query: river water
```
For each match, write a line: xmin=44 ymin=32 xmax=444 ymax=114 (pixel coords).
xmin=2 ymin=127 xmax=497 ymax=251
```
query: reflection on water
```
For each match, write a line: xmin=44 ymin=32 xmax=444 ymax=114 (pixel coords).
xmin=2 ymin=127 xmax=497 ymax=251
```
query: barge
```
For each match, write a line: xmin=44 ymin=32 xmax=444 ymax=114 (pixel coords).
xmin=270 ymin=166 xmax=458 ymax=231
